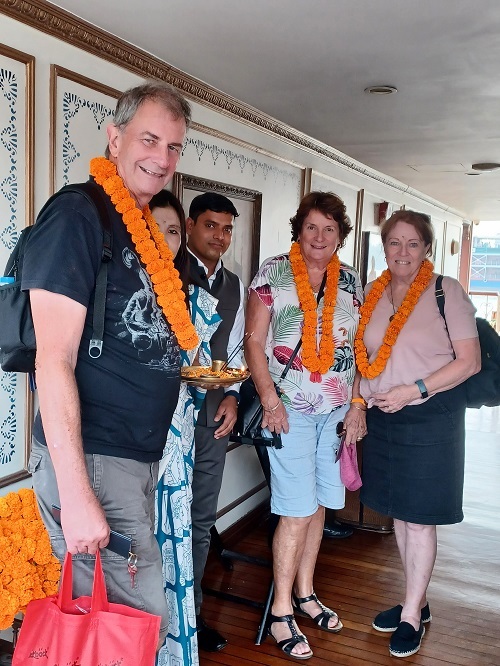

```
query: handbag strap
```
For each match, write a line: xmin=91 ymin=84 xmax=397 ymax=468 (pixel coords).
xmin=57 ymin=552 xmax=74 ymax=610
xmin=278 ymin=270 xmax=327 ymax=382
xmin=57 ymin=550 xmax=109 ymax=613
xmin=91 ymin=550 xmax=109 ymax=612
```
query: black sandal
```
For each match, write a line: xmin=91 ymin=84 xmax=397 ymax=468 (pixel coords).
xmin=292 ymin=591 xmax=343 ymax=633
xmin=267 ymin=613 xmax=313 ymax=660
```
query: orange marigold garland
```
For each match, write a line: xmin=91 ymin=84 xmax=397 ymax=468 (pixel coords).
xmin=355 ymin=259 xmax=434 ymax=379
xmin=89 ymin=157 xmax=198 ymax=350
xmin=0 ymin=489 xmax=61 ymax=630
xmin=289 ymin=242 xmax=341 ymax=374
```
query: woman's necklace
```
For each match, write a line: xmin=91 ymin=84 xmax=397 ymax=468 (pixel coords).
xmin=310 ymin=276 xmax=324 ymax=292
xmin=389 ymin=282 xmax=397 ymax=322
xmin=289 ymin=242 xmax=340 ymax=374
xmin=354 ymin=259 xmax=434 ymax=379
xmin=89 ymin=157 xmax=198 ymax=350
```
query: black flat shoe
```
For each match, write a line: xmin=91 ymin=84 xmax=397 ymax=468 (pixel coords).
xmin=372 ymin=603 xmax=432 ymax=632
xmin=323 ymin=520 xmax=354 ymax=539
xmin=196 ymin=616 xmax=228 ymax=652
xmin=389 ymin=621 xmax=425 ymax=658
xmin=267 ymin=613 xmax=313 ymax=660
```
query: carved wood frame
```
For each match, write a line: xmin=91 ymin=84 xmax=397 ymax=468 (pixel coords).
xmin=173 ymin=173 xmax=262 ymax=281
xmin=49 ymin=64 xmax=121 ymax=194
xmin=0 ymin=43 xmax=35 ymax=487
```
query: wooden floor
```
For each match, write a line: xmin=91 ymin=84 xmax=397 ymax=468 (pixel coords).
xmin=201 ymin=406 xmax=500 ymax=666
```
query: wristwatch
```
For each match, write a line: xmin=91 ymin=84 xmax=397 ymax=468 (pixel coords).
xmin=415 ymin=379 xmax=428 ymax=399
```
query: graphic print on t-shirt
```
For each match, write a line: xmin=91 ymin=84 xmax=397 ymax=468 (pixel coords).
xmin=120 ymin=247 xmax=179 ymax=370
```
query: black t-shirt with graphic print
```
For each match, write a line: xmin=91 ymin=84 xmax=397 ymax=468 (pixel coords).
xmin=22 ymin=184 xmax=181 ymax=462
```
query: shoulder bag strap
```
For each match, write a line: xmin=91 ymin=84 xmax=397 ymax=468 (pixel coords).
xmin=435 ymin=275 xmax=446 ymax=323
xmin=435 ymin=274 xmax=456 ymax=358
xmin=62 ymin=181 xmax=113 ymax=359
xmin=278 ymin=270 xmax=328 ymax=382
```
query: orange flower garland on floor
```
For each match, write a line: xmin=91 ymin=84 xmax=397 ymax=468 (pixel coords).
xmin=289 ymin=241 xmax=340 ymax=374
xmin=0 ymin=488 xmax=61 ymax=630
xmin=355 ymin=259 xmax=434 ymax=379
xmin=89 ymin=157 xmax=198 ymax=350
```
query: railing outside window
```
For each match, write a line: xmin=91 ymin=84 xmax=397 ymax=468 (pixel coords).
xmin=469 ymin=291 xmax=500 ymax=331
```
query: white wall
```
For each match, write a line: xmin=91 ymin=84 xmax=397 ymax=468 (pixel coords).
xmin=0 ymin=6 xmax=468 ymax=530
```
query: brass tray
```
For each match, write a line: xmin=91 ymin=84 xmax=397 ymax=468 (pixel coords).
xmin=180 ymin=366 xmax=250 ymax=388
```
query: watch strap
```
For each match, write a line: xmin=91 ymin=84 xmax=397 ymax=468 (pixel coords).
xmin=415 ymin=379 xmax=428 ymax=399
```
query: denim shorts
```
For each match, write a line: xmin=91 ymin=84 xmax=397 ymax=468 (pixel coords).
xmin=28 ymin=437 xmax=169 ymax=642
xmin=267 ymin=405 xmax=349 ymax=517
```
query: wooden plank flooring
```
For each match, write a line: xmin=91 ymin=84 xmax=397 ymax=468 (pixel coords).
xmin=201 ymin=407 xmax=500 ymax=665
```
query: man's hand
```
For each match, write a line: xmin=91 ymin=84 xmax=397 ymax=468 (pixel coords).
xmin=213 ymin=395 xmax=238 ymax=439
xmin=61 ymin=493 xmax=110 ymax=555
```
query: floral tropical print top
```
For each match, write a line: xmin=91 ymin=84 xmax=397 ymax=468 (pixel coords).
xmin=249 ymin=254 xmax=363 ymax=415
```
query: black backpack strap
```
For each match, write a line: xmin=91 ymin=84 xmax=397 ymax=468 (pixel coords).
xmin=4 ymin=226 xmax=33 ymax=280
xmin=435 ymin=274 xmax=457 ymax=359
xmin=58 ymin=181 xmax=113 ymax=359
xmin=435 ymin=275 xmax=445 ymax=319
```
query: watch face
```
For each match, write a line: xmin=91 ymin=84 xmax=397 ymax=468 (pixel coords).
xmin=416 ymin=379 xmax=428 ymax=397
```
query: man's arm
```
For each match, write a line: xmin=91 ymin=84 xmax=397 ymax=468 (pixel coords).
xmin=214 ymin=280 xmax=245 ymax=438
xmin=30 ymin=289 xmax=110 ymax=554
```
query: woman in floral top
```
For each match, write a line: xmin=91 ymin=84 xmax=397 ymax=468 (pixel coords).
xmin=245 ymin=192 xmax=366 ymax=660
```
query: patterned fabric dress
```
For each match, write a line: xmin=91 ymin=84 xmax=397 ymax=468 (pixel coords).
xmin=155 ymin=285 xmax=221 ymax=666
xmin=250 ymin=254 xmax=363 ymax=413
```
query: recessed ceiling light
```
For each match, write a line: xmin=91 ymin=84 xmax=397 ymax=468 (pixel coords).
xmin=364 ymin=85 xmax=398 ymax=95
xmin=471 ymin=162 xmax=500 ymax=171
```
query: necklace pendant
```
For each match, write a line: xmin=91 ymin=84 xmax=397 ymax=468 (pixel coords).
xmin=389 ymin=314 xmax=395 ymax=322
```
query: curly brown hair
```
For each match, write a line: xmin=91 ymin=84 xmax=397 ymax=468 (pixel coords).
xmin=290 ymin=191 xmax=352 ymax=248
xmin=381 ymin=210 xmax=434 ymax=257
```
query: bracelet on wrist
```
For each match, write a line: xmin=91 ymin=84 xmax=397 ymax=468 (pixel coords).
xmin=350 ymin=403 xmax=367 ymax=412
xmin=351 ymin=397 xmax=367 ymax=407
xmin=264 ymin=400 xmax=281 ymax=413
xmin=415 ymin=379 xmax=428 ymax=399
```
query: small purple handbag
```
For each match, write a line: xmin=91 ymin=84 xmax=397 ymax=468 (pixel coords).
xmin=340 ymin=442 xmax=362 ymax=491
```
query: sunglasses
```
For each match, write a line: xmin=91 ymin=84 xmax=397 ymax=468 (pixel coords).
xmin=335 ymin=421 xmax=346 ymax=463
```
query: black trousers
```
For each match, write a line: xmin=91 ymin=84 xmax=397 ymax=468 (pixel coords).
xmin=191 ymin=421 xmax=230 ymax=614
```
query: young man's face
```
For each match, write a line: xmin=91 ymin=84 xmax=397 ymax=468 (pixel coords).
xmin=107 ymin=99 xmax=186 ymax=209
xmin=186 ymin=210 xmax=234 ymax=271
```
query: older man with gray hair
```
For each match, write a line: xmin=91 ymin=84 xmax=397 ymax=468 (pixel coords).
xmin=22 ymin=81 xmax=191 ymax=650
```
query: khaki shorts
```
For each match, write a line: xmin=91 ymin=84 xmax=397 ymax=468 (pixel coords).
xmin=29 ymin=437 xmax=168 ymax=642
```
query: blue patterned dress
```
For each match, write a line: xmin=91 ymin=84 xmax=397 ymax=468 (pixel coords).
xmin=155 ymin=285 xmax=221 ymax=666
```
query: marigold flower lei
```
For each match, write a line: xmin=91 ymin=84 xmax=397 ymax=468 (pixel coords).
xmin=289 ymin=242 xmax=340 ymax=374
xmin=89 ymin=157 xmax=198 ymax=350
xmin=355 ymin=259 xmax=434 ymax=379
xmin=0 ymin=488 xmax=61 ymax=630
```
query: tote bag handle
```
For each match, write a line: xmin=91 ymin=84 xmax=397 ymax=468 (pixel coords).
xmin=57 ymin=550 xmax=109 ymax=613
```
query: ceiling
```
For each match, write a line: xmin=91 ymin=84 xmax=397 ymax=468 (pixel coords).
xmin=49 ymin=0 xmax=500 ymax=221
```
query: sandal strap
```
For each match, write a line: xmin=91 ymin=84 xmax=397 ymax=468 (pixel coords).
xmin=314 ymin=610 xmax=337 ymax=629
xmin=292 ymin=591 xmax=340 ymax=627
xmin=293 ymin=592 xmax=318 ymax=605
xmin=277 ymin=635 xmax=310 ymax=654
xmin=268 ymin=613 xmax=310 ymax=655
xmin=269 ymin=613 xmax=295 ymax=624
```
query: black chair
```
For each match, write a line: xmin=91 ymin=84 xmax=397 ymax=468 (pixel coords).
xmin=204 ymin=444 xmax=276 ymax=644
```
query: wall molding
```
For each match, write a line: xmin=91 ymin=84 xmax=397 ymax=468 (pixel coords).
xmin=0 ymin=0 xmax=466 ymax=217
xmin=191 ymin=121 xmax=305 ymax=170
